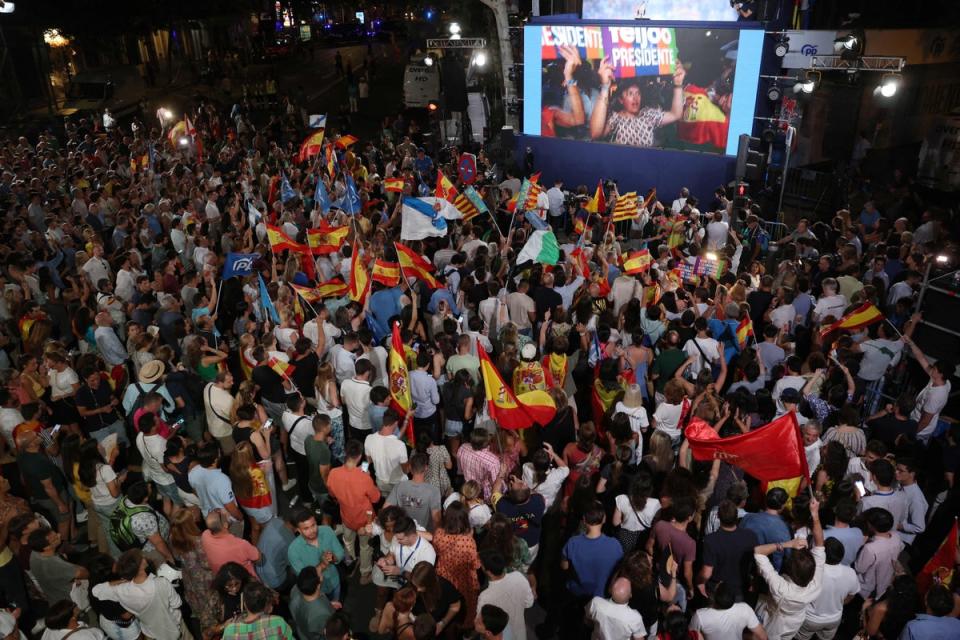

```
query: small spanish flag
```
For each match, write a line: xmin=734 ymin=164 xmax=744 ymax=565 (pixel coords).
xmin=737 ymin=316 xmax=755 ymax=347
xmin=296 ymin=130 xmax=326 ymax=163
xmin=290 ymin=283 xmax=325 ymax=304
xmin=643 ymin=284 xmax=662 ymax=307
xmin=585 ymin=180 xmax=606 ymax=214
xmin=611 ymin=192 xmax=639 ymax=223
xmin=348 ymin=248 xmax=370 ymax=304
xmin=267 ymin=356 xmax=295 ymax=379
xmin=315 ymin=278 xmax=349 ymax=299
xmin=384 ymin=177 xmax=405 ymax=193
xmin=478 ymin=339 xmax=557 ymax=429
xmin=325 ymin=145 xmax=337 ymax=178
xmin=395 ymin=242 xmax=441 ymax=289
xmin=574 ymin=213 xmax=593 ymax=236
xmin=435 ymin=170 xmax=458 ymax=202
xmin=335 ymin=134 xmax=358 ymax=149
xmin=622 ymin=249 xmax=652 ymax=275
xmin=389 ymin=322 xmax=414 ymax=442
xmin=266 ymin=224 xmax=298 ymax=252
xmin=371 ymin=259 xmax=401 ymax=287
xmin=307 ymin=222 xmax=349 ymax=255
xmin=917 ymin=518 xmax=957 ymax=596
xmin=819 ymin=302 xmax=884 ymax=338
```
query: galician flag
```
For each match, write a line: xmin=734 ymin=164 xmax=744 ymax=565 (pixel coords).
xmin=516 ymin=230 xmax=560 ymax=266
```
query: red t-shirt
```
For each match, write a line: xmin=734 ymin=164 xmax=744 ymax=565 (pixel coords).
xmin=326 ymin=466 xmax=381 ymax=531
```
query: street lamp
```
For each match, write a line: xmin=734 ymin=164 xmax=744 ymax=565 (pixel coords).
xmin=449 ymin=22 xmax=461 ymax=35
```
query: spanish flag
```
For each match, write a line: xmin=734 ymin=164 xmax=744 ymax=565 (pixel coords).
xmin=266 ymin=224 xmax=298 ymax=252
xmin=348 ymin=248 xmax=370 ymax=304
xmin=737 ymin=316 xmax=755 ymax=347
xmin=611 ymin=192 xmax=639 ymax=223
xmin=290 ymin=283 xmax=325 ymax=304
xmin=325 ymin=144 xmax=337 ymax=178
xmin=371 ymin=259 xmax=401 ymax=287
xmin=641 ymin=188 xmax=658 ymax=211
xmin=166 ymin=119 xmax=187 ymax=148
xmin=917 ymin=518 xmax=957 ymax=596
xmin=574 ymin=213 xmax=593 ymax=236
xmin=307 ymin=222 xmax=349 ymax=255
xmin=542 ymin=353 xmax=569 ymax=389
xmin=666 ymin=216 xmax=687 ymax=253
xmin=677 ymin=84 xmax=729 ymax=150
xmin=389 ymin=322 xmax=414 ymax=441
xmin=643 ymin=283 xmax=662 ymax=307
xmin=385 ymin=177 xmax=405 ymax=193
xmin=478 ymin=339 xmax=557 ymax=429
xmin=435 ymin=170 xmax=458 ymax=202
xmin=395 ymin=242 xmax=440 ymax=289
xmin=819 ymin=302 xmax=884 ymax=338
xmin=267 ymin=356 xmax=295 ymax=379
xmin=585 ymin=180 xmax=606 ymax=214
xmin=335 ymin=134 xmax=358 ymax=149
xmin=622 ymin=249 xmax=652 ymax=275
xmin=296 ymin=130 xmax=326 ymax=163
xmin=315 ymin=278 xmax=349 ymax=299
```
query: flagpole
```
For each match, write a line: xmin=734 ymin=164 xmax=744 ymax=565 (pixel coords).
xmin=884 ymin=317 xmax=904 ymax=339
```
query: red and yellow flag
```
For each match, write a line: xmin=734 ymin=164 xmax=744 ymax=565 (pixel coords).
xmin=585 ymin=180 xmax=606 ymax=214
xmin=435 ymin=170 xmax=458 ymax=202
xmin=297 ymin=130 xmax=326 ymax=163
xmin=266 ymin=224 xmax=298 ymax=252
xmin=267 ymin=356 xmax=295 ymax=379
xmin=335 ymin=134 xmax=358 ymax=149
xmin=478 ymin=340 xmax=557 ymax=429
xmin=677 ymin=85 xmax=730 ymax=149
xmin=290 ymin=283 xmax=325 ymax=304
xmin=395 ymin=242 xmax=440 ymax=289
xmin=325 ymin=144 xmax=337 ymax=178
xmin=611 ymin=191 xmax=639 ymax=223
xmin=371 ymin=259 xmax=401 ymax=287
xmin=307 ymin=222 xmax=349 ymax=255
xmin=347 ymin=248 xmax=370 ymax=304
xmin=542 ymin=353 xmax=569 ymax=389
xmin=622 ymin=249 xmax=652 ymax=275
xmin=315 ymin=278 xmax=349 ymax=299
xmin=917 ymin=518 xmax=957 ymax=596
xmin=453 ymin=192 xmax=480 ymax=221
xmin=524 ymin=181 xmax=544 ymax=211
xmin=388 ymin=322 xmax=413 ymax=441
xmin=737 ymin=317 xmax=755 ymax=346
xmin=819 ymin=302 xmax=884 ymax=338
xmin=384 ymin=177 xmax=405 ymax=193
xmin=643 ymin=283 xmax=662 ymax=307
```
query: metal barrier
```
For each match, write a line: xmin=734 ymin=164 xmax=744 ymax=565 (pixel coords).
xmin=780 ymin=167 xmax=841 ymax=219
xmin=762 ymin=221 xmax=789 ymax=243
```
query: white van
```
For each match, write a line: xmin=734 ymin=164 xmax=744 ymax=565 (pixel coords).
xmin=403 ymin=61 xmax=440 ymax=109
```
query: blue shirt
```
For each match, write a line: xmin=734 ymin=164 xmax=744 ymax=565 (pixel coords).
xmin=859 ymin=209 xmax=880 ymax=231
xmin=898 ymin=614 xmax=960 ymax=640
xmin=410 ymin=369 xmax=439 ymax=419
xmin=562 ymin=534 xmax=623 ymax=597
xmin=740 ymin=512 xmax=791 ymax=570
xmin=427 ymin=288 xmax=459 ymax=317
xmin=256 ymin=518 xmax=295 ymax=589
xmin=368 ymin=287 xmax=404 ymax=342
xmin=368 ymin=404 xmax=388 ymax=432
xmin=187 ymin=465 xmax=236 ymax=517
xmin=824 ymin=525 xmax=865 ymax=566
xmin=708 ymin=318 xmax=741 ymax=364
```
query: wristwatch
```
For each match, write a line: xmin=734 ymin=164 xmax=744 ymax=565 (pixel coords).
xmin=565 ymin=78 xmax=578 ymax=88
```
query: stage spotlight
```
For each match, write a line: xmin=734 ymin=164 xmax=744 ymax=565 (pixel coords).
xmin=876 ymin=73 xmax=900 ymax=98
xmin=767 ymin=82 xmax=782 ymax=101
xmin=472 ymin=51 xmax=487 ymax=67
xmin=423 ymin=55 xmax=434 ymax=66
xmin=449 ymin=22 xmax=461 ymax=35
xmin=706 ymin=252 xmax=718 ymax=261
xmin=774 ymin=35 xmax=790 ymax=57
xmin=793 ymin=70 xmax=820 ymax=94
xmin=935 ymin=254 xmax=949 ymax=264
xmin=178 ymin=137 xmax=190 ymax=147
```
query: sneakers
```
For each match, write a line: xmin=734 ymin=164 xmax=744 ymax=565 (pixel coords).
xmin=282 ymin=478 xmax=298 ymax=492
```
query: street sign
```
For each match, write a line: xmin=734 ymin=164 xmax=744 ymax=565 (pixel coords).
xmin=427 ymin=38 xmax=487 ymax=49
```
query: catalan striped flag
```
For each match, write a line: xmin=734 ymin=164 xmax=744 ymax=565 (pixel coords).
xmin=819 ymin=303 xmax=884 ymax=338
xmin=384 ymin=177 xmax=405 ymax=193
xmin=348 ymin=248 xmax=370 ymax=304
xmin=371 ymin=259 xmax=401 ymax=287
xmin=641 ymin=188 xmax=658 ymax=211
xmin=435 ymin=170 xmax=458 ymax=202
xmin=611 ymin=191 xmax=639 ymax=223
xmin=478 ymin=339 xmax=557 ymax=429
xmin=395 ymin=242 xmax=441 ymax=289
xmin=267 ymin=356 xmax=295 ymax=379
xmin=307 ymin=222 xmax=349 ymax=255
xmin=622 ymin=250 xmax=652 ymax=275
xmin=335 ymin=134 xmax=358 ymax=149
xmin=737 ymin=317 xmax=755 ymax=347
xmin=266 ymin=224 xmax=298 ymax=252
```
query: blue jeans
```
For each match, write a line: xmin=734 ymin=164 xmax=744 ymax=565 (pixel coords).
xmin=89 ymin=419 xmax=130 ymax=448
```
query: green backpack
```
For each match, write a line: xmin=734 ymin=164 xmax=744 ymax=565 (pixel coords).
xmin=109 ymin=500 xmax=155 ymax=552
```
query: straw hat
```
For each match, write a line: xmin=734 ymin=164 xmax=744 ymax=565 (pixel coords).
xmin=622 ymin=384 xmax=644 ymax=409
xmin=139 ymin=360 xmax=165 ymax=384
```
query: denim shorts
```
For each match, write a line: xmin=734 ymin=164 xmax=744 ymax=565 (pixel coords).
xmin=154 ymin=481 xmax=184 ymax=506
xmin=444 ymin=419 xmax=464 ymax=437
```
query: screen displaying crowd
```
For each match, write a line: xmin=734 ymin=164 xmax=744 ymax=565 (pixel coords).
xmin=0 ymin=88 xmax=957 ymax=640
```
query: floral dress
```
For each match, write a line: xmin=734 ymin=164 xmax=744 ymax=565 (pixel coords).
xmin=178 ymin=541 xmax=219 ymax=633
xmin=433 ymin=529 xmax=481 ymax=629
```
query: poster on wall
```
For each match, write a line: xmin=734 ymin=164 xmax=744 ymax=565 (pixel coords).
xmin=524 ymin=25 xmax=763 ymax=156
xmin=582 ymin=0 xmax=744 ymax=22
xmin=917 ymin=114 xmax=960 ymax=192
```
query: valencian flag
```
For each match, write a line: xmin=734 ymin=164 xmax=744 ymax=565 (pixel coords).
xmin=267 ymin=356 xmax=295 ymax=379
xmin=685 ymin=412 xmax=809 ymax=483
xmin=266 ymin=224 xmax=298 ymax=252
xmin=307 ymin=222 xmax=349 ymax=255
xmin=622 ymin=250 xmax=652 ymax=275
xmin=453 ymin=193 xmax=481 ymax=221
xmin=737 ymin=317 xmax=755 ymax=347
xmin=611 ymin=192 xmax=639 ymax=222
xmin=372 ymin=260 xmax=401 ymax=287
xmin=460 ymin=186 xmax=488 ymax=222
xmin=820 ymin=302 xmax=884 ymax=338
xmin=296 ymin=129 xmax=326 ymax=163
xmin=524 ymin=180 xmax=544 ymax=211
xmin=585 ymin=180 xmax=606 ymax=214
xmin=348 ymin=247 xmax=370 ymax=304
xmin=677 ymin=85 xmax=730 ymax=150
xmin=917 ymin=518 xmax=957 ymax=596
xmin=435 ymin=170 xmax=458 ymax=202
xmin=334 ymin=134 xmax=358 ymax=149
xmin=388 ymin=322 xmax=414 ymax=441
xmin=385 ymin=177 xmax=405 ymax=193
xmin=478 ymin=340 xmax=557 ymax=429
xmin=395 ymin=242 xmax=440 ymax=289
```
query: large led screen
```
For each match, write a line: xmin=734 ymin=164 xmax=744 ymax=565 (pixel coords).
xmin=582 ymin=0 xmax=743 ymax=22
xmin=523 ymin=25 xmax=763 ymax=156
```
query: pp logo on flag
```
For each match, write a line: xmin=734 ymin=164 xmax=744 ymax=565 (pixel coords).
xmin=231 ymin=256 xmax=255 ymax=272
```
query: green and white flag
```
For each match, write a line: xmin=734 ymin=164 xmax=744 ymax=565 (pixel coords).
xmin=517 ymin=230 xmax=559 ymax=265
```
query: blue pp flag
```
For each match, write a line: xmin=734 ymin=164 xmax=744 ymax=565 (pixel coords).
xmin=280 ymin=174 xmax=297 ymax=203
xmin=223 ymin=252 xmax=260 ymax=279
xmin=258 ymin=275 xmax=281 ymax=324
xmin=315 ymin=178 xmax=331 ymax=213
xmin=524 ymin=210 xmax=549 ymax=230
xmin=340 ymin=174 xmax=361 ymax=214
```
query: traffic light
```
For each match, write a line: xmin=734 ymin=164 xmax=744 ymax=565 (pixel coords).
xmin=733 ymin=181 xmax=750 ymax=210
xmin=734 ymin=134 xmax=767 ymax=184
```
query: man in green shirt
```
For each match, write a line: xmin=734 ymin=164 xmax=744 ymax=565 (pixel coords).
xmin=305 ymin=415 xmax=333 ymax=513
xmin=286 ymin=508 xmax=345 ymax=604
xmin=651 ymin=330 xmax=687 ymax=396
xmin=446 ymin=334 xmax=480 ymax=383
xmin=289 ymin=567 xmax=335 ymax=640
xmin=222 ymin=581 xmax=294 ymax=640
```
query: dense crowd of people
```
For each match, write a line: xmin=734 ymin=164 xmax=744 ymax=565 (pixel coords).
xmin=0 ymin=86 xmax=957 ymax=640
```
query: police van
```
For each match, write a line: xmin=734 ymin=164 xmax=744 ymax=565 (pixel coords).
xmin=402 ymin=59 xmax=440 ymax=109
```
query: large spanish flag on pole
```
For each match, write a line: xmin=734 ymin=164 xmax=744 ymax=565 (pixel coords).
xmin=395 ymin=242 xmax=440 ymax=289
xmin=916 ymin=518 xmax=958 ymax=596
xmin=389 ymin=322 xmax=414 ymax=442
xmin=819 ymin=302 xmax=884 ymax=338
xmin=347 ymin=248 xmax=370 ymax=304
xmin=478 ymin=340 xmax=557 ymax=429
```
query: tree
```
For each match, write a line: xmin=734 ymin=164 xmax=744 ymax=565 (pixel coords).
xmin=478 ymin=0 xmax=518 ymax=130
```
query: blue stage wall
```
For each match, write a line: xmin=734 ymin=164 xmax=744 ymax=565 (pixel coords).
xmin=515 ymin=133 xmax=736 ymax=202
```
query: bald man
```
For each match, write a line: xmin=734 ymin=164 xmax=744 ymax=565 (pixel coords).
xmin=586 ymin=577 xmax=646 ymax=640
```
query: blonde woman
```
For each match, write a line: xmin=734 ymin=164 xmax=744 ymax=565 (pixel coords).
xmin=230 ymin=384 xmax=291 ymax=494
xmin=314 ymin=362 xmax=345 ymax=463
xmin=228 ymin=442 xmax=274 ymax=542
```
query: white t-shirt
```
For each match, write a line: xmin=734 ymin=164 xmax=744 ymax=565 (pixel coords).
xmin=857 ymin=339 xmax=903 ymax=382
xmin=614 ymin=495 xmax=660 ymax=532
xmin=770 ymin=304 xmax=796 ymax=332
xmin=364 ymin=432 xmax=408 ymax=487
xmin=521 ymin=463 xmax=570 ymax=510
xmin=652 ymin=402 xmax=684 ymax=440
xmin=706 ymin=220 xmax=729 ymax=250
xmin=683 ymin=337 xmax=721 ymax=376
xmin=813 ymin=294 xmax=847 ymax=322
xmin=388 ymin=535 xmax=436 ymax=574
xmin=911 ymin=379 xmax=951 ymax=442
xmin=137 ymin=432 xmax=174 ymax=486
xmin=804 ymin=563 xmax=859 ymax=624
xmin=282 ymin=411 xmax=314 ymax=456
xmin=772 ymin=374 xmax=806 ymax=412
xmin=90 ymin=463 xmax=119 ymax=507
xmin=690 ymin=602 xmax=760 ymax=640
xmin=49 ymin=367 xmax=79 ymax=401
xmin=615 ymin=402 xmax=650 ymax=436
xmin=587 ymin=597 xmax=646 ymax=640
